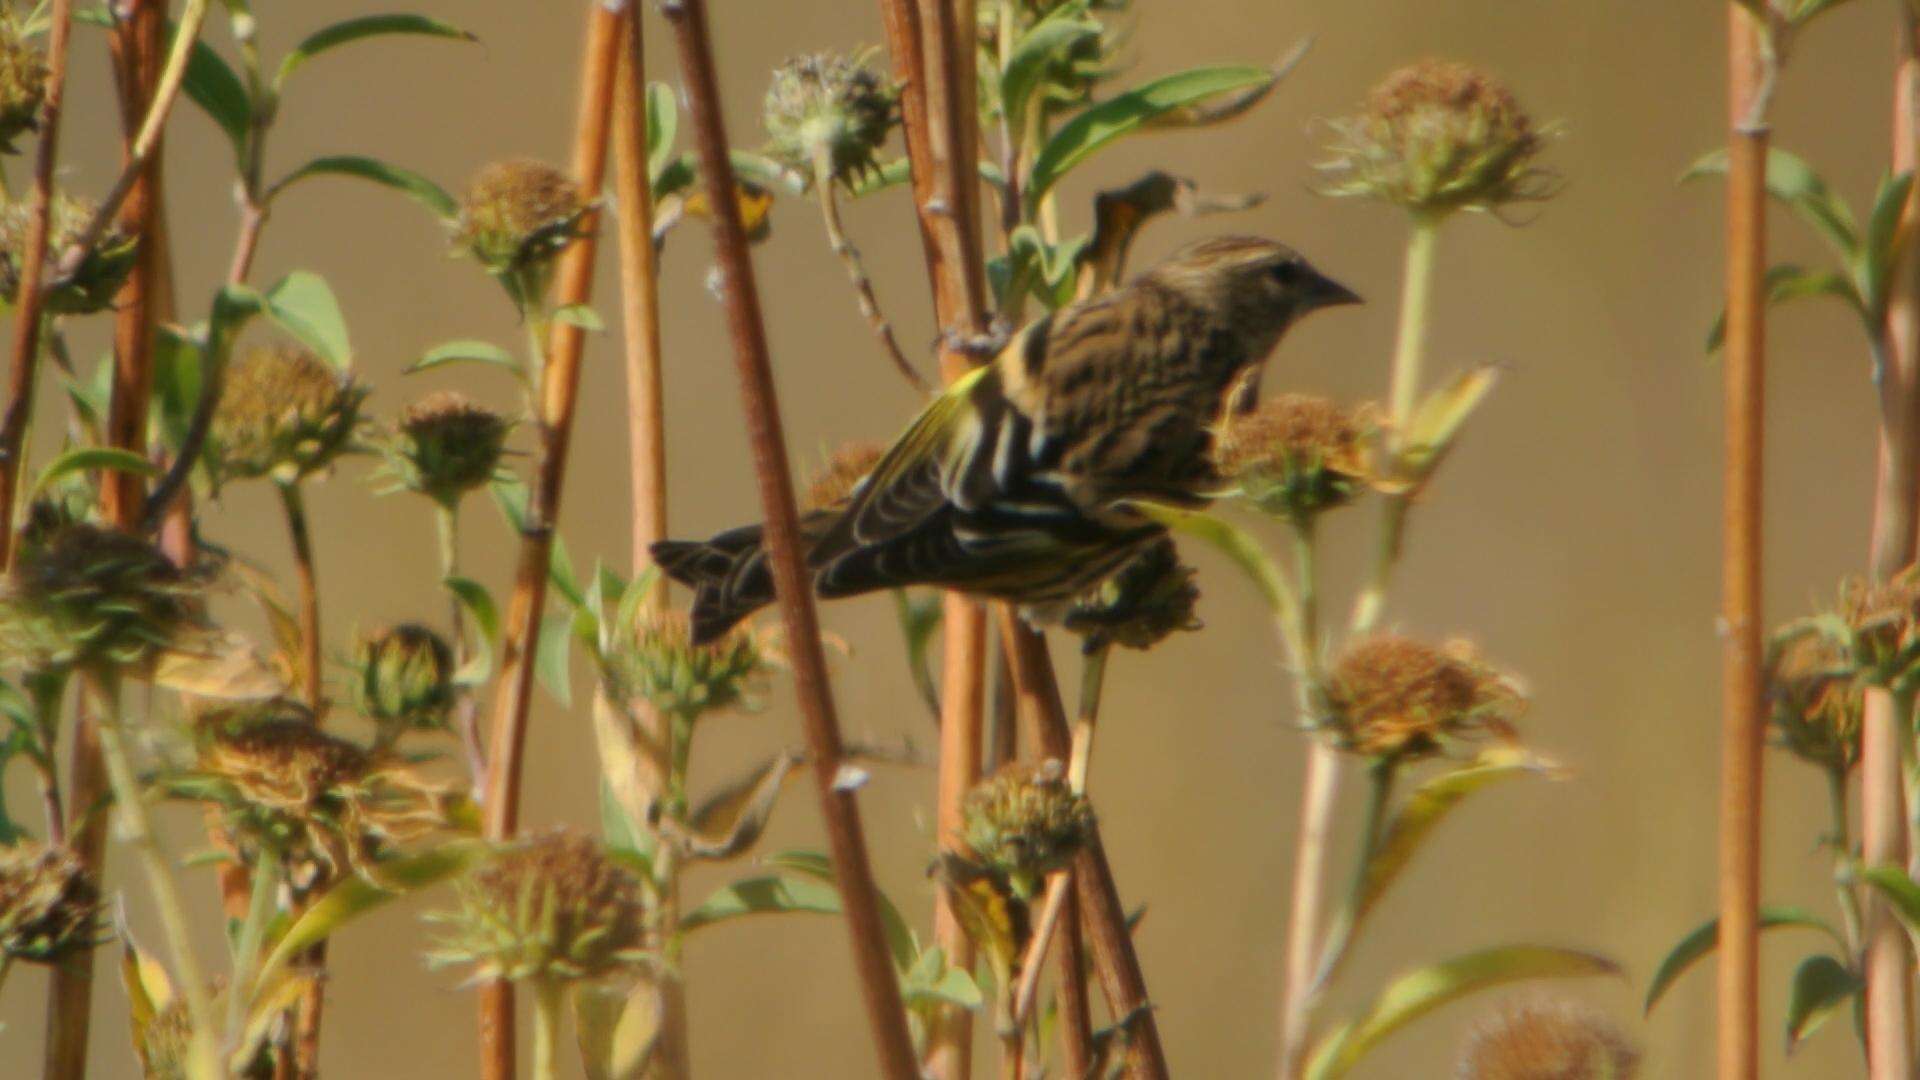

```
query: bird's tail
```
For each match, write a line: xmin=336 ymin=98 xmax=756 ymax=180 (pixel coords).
xmin=651 ymin=524 xmax=777 ymax=644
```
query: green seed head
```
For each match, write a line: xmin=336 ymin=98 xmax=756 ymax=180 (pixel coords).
xmin=763 ymin=51 xmax=898 ymax=187
xmin=387 ymin=392 xmax=512 ymax=507
xmin=609 ymin=608 xmax=768 ymax=721
xmin=0 ymin=22 xmax=45 ymax=155
xmin=456 ymin=159 xmax=584 ymax=281
xmin=0 ymin=192 xmax=138 ymax=315
xmin=1838 ymin=570 xmax=1920 ymax=691
xmin=0 ymin=841 xmax=105 ymax=965
xmin=1064 ymin=539 xmax=1201 ymax=653
xmin=1767 ymin=628 xmax=1862 ymax=774
xmin=354 ymin=623 xmax=456 ymax=735
xmin=210 ymin=345 xmax=367 ymax=486
xmin=961 ymin=762 xmax=1093 ymax=900
xmin=0 ymin=523 xmax=200 ymax=677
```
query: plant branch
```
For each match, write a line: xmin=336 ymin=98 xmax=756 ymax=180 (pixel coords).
xmin=1277 ymin=518 xmax=1333 ymax=1079
xmin=809 ymin=152 xmax=928 ymax=393
xmin=662 ymin=0 xmax=921 ymax=1074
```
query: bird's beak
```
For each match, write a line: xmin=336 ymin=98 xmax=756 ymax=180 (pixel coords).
xmin=1306 ymin=271 xmax=1362 ymax=309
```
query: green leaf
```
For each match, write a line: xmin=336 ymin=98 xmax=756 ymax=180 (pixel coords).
xmin=240 ymin=271 xmax=352 ymax=366
xmin=1682 ymin=146 xmax=1861 ymax=260
xmin=893 ymin=590 xmax=943 ymax=720
xmin=1705 ymin=264 xmax=1862 ymax=352
xmin=444 ymin=576 xmax=499 ymax=645
xmin=32 ymin=447 xmax=159 ymax=498
xmin=1027 ymin=65 xmax=1272 ymax=202
xmin=645 ymin=82 xmax=678 ymax=187
xmin=1645 ymin=906 xmax=1840 ymax=1014
xmin=1304 ymin=946 xmax=1620 ymax=1080
xmin=1002 ymin=4 xmax=1101 ymax=141
xmin=77 ymin=8 xmax=250 ymax=160
xmin=553 ymin=304 xmax=605 ymax=332
xmin=257 ymin=840 xmax=488 ymax=983
xmin=1786 ymin=954 xmax=1860 ymax=1052
xmin=681 ymin=874 xmax=846 ymax=935
xmin=763 ymin=850 xmax=917 ymax=968
xmin=848 ymin=158 xmax=912 ymax=200
xmin=1131 ymin=502 xmax=1292 ymax=614
xmin=405 ymin=339 xmax=521 ymax=377
xmin=549 ymin=536 xmax=584 ymax=607
xmin=1861 ymin=171 xmax=1915 ymax=318
xmin=534 ymin=614 xmax=574 ymax=708
xmin=268 ymin=154 xmax=459 ymax=221
xmin=572 ymin=982 xmax=660 ymax=1080
xmin=275 ymin=14 xmax=475 ymax=89
xmin=1859 ymin=864 xmax=1920 ymax=933
xmin=901 ymin=945 xmax=984 ymax=1010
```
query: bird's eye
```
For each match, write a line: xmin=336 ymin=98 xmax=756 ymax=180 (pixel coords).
xmin=1269 ymin=261 xmax=1302 ymax=286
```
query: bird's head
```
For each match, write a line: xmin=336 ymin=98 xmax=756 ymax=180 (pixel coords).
xmin=1146 ymin=236 xmax=1360 ymax=355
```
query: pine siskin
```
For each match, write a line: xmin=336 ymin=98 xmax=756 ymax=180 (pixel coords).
xmin=655 ymin=235 xmax=1357 ymax=643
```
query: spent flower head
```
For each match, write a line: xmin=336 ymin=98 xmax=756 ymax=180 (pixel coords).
xmin=383 ymin=392 xmax=512 ymax=507
xmin=961 ymin=761 xmax=1094 ymax=899
xmin=1211 ymin=393 xmax=1374 ymax=520
xmin=0 ymin=192 xmax=138 ymax=315
xmin=763 ymin=50 xmax=898 ymax=187
xmin=804 ymin=440 xmax=885 ymax=512
xmin=0 ymin=19 xmax=45 ymax=155
xmin=210 ymin=344 xmax=367 ymax=487
xmin=1318 ymin=59 xmax=1560 ymax=218
xmin=1454 ymin=996 xmax=1639 ymax=1080
xmin=1324 ymin=635 xmax=1525 ymax=763
xmin=607 ymin=607 xmax=769 ymax=721
xmin=353 ymin=623 xmax=456 ymax=739
xmin=456 ymin=158 xmax=585 ymax=304
xmin=1767 ymin=626 xmax=1862 ymax=773
xmin=0 ymin=523 xmax=202 ymax=676
xmin=1063 ymin=539 xmax=1201 ymax=653
xmin=0 ymin=841 xmax=106 ymax=964
xmin=1837 ymin=568 xmax=1920 ymax=690
xmin=427 ymin=827 xmax=651 ymax=985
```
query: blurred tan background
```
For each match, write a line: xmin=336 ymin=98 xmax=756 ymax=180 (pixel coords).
xmin=1 ymin=0 xmax=1911 ymax=1075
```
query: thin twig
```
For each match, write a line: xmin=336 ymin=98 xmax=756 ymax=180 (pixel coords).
xmin=663 ymin=0 xmax=920 ymax=1073
xmin=810 ymin=151 xmax=929 ymax=393
xmin=1717 ymin=11 xmax=1768 ymax=1078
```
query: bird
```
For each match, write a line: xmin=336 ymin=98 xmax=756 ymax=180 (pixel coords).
xmin=653 ymin=235 xmax=1360 ymax=643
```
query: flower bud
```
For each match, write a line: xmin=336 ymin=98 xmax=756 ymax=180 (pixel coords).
xmin=427 ymin=828 xmax=651 ymax=985
xmin=962 ymin=762 xmax=1093 ymax=900
xmin=1211 ymin=394 xmax=1373 ymax=521
xmin=210 ymin=345 xmax=367 ymax=486
xmin=609 ymin=608 xmax=768 ymax=721
xmin=1064 ymin=539 xmax=1200 ymax=653
xmin=354 ymin=623 xmax=456 ymax=735
xmin=1324 ymin=635 xmax=1525 ymax=763
xmin=0 ymin=523 xmax=200 ymax=676
xmin=0 ymin=841 xmax=105 ymax=964
xmin=1454 ymin=996 xmax=1639 ymax=1080
xmin=1318 ymin=59 xmax=1560 ymax=218
xmin=456 ymin=159 xmax=584 ymax=286
xmin=386 ymin=392 xmax=511 ymax=507
xmin=763 ymin=51 xmax=898 ymax=188
xmin=0 ymin=193 xmax=138 ymax=315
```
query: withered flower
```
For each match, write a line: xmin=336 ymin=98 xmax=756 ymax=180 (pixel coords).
xmin=426 ymin=827 xmax=651 ymax=985
xmin=353 ymin=623 xmax=456 ymax=739
xmin=0 ymin=192 xmax=138 ymax=315
xmin=0 ymin=841 xmax=106 ymax=964
xmin=1064 ymin=539 xmax=1201 ymax=653
xmin=1455 ymin=996 xmax=1639 ymax=1080
xmin=607 ymin=608 xmax=769 ymax=721
xmin=179 ymin=708 xmax=461 ymax=889
xmin=384 ymin=392 xmax=512 ymax=507
xmin=0 ymin=21 xmax=46 ymax=155
xmin=1323 ymin=635 xmax=1525 ymax=763
xmin=1767 ymin=627 xmax=1862 ymax=773
xmin=1211 ymin=393 xmax=1373 ymax=521
xmin=210 ymin=344 xmax=367 ymax=487
xmin=763 ymin=51 xmax=898 ymax=188
xmin=1318 ymin=59 xmax=1560 ymax=218
xmin=456 ymin=158 xmax=585 ymax=302
xmin=1838 ymin=569 xmax=1920 ymax=690
xmin=0 ymin=523 xmax=202 ymax=676
xmin=961 ymin=762 xmax=1094 ymax=900
xmin=804 ymin=440 xmax=885 ymax=512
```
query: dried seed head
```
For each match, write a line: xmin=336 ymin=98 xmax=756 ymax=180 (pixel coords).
xmin=1455 ymin=996 xmax=1639 ymax=1080
xmin=1318 ymin=59 xmax=1560 ymax=217
xmin=388 ymin=392 xmax=512 ymax=507
xmin=354 ymin=623 xmax=456 ymax=735
xmin=763 ymin=51 xmax=898 ymax=187
xmin=1838 ymin=569 xmax=1920 ymax=689
xmin=0 ymin=192 xmax=138 ymax=315
xmin=1211 ymin=394 xmax=1373 ymax=520
xmin=210 ymin=344 xmax=367 ymax=486
xmin=962 ymin=762 xmax=1094 ymax=899
xmin=0 ymin=841 xmax=106 ymax=964
xmin=804 ymin=440 xmax=885 ymax=512
xmin=1324 ymin=635 xmax=1525 ymax=762
xmin=427 ymin=827 xmax=651 ymax=985
xmin=456 ymin=159 xmax=584 ymax=280
xmin=0 ymin=19 xmax=44 ymax=155
xmin=0 ymin=523 xmax=200 ymax=676
xmin=608 ymin=608 xmax=768 ymax=721
xmin=1768 ymin=629 xmax=1862 ymax=773
xmin=1064 ymin=539 xmax=1201 ymax=653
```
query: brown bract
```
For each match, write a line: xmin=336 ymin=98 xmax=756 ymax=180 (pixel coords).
xmin=1211 ymin=393 xmax=1373 ymax=519
xmin=0 ymin=522 xmax=202 ymax=676
xmin=456 ymin=158 xmax=585 ymax=275
xmin=211 ymin=344 xmax=367 ymax=486
xmin=804 ymin=440 xmax=885 ymax=511
xmin=1324 ymin=635 xmax=1524 ymax=761
xmin=1768 ymin=630 xmax=1862 ymax=772
xmin=0 ymin=841 xmax=105 ymax=964
xmin=1454 ymin=996 xmax=1640 ymax=1080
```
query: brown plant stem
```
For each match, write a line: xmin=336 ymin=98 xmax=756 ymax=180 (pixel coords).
xmin=277 ymin=483 xmax=323 ymax=711
xmin=1718 ymin=11 xmax=1767 ymax=1080
xmin=0 ymin=0 xmax=73 ymax=569
xmin=809 ymin=151 xmax=929 ymax=393
xmin=1862 ymin=9 xmax=1920 ymax=1078
xmin=996 ymin=610 xmax=1163 ymax=1078
xmin=608 ymin=13 xmax=688 ymax=1076
xmin=476 ymin=5 xmax=626 ymax=1078
xmin=662 ymin=0 xmax=921 ymax=1073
